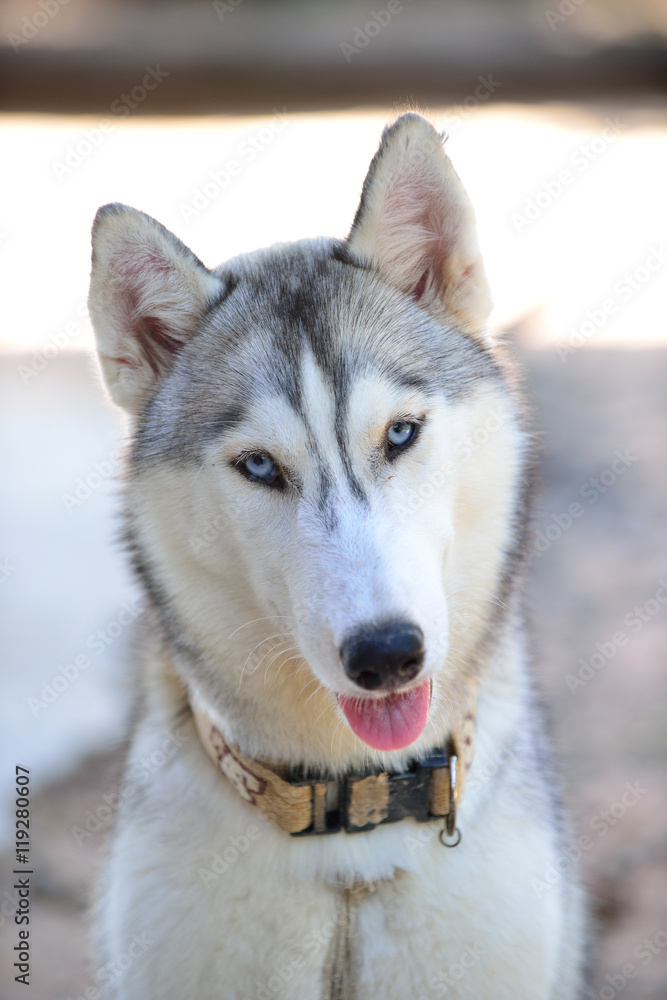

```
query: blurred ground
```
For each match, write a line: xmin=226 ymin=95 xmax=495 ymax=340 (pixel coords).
xmin=1 ymin=100 xmax=666 ymax=998
xmin=523 ymin=344 xmax=667 ymax=998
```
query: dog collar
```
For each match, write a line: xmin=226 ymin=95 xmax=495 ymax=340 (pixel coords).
xmin=190 ymin=697 xmax=476 ymax=844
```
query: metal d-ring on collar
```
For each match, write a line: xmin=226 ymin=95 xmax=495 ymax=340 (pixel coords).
xmin=438 ymin=752 xmax=461 ymax=848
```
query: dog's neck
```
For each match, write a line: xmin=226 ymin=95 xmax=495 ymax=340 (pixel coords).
xmin=189 ymin=692 xmax=476 ymax=844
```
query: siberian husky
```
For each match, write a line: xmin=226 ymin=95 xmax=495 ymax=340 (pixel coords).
xmin=88 ymin=113 xmax=588 ymax=998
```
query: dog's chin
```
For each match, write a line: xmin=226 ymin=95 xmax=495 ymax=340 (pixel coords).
xmin=337 ymin=678 xmax=431 ymax=752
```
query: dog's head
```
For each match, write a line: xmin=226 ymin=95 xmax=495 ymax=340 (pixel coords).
xmin=88 ymin=114 xmax=528 ymax=768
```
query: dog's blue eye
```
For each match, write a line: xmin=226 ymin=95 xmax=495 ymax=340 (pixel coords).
xmin=387 ymin=421 xmax=417 ymax=449
xmin=241 ymin=454 xmax=280 ymax=484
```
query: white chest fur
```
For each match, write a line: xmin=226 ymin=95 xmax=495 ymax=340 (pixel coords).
xmin=98 ymin=703 xmax=580 ymax=1000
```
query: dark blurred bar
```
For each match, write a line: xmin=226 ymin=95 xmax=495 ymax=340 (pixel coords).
xmin=1 ymin=0 xmax=666 ymax=115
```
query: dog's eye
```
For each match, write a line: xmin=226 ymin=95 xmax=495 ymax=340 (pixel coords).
xmin=239 ymin=453 xmax=282 ymax=486
xmin=387 ymin=421 xmax=418 ymax=451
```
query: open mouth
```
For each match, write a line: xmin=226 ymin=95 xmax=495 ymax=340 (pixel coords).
xmin=338 ymin=678 xmax=431 ymax=751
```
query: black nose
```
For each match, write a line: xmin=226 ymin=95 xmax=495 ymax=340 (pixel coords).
xmin=340 ymin=621 xmax=425 ymax=691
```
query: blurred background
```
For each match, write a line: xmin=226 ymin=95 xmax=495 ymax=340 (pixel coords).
xmin=0 ymin=1 xmax=666 ymax=997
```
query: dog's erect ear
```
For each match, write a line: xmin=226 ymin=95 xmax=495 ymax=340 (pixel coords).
xmin=88 ymin=203 xmax=224 ymax=414
xmin=347 ymin=113 xmax=492 ymax=341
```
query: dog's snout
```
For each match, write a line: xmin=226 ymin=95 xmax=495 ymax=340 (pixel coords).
xmin=340 ymin=621 xmax=425 ymax=691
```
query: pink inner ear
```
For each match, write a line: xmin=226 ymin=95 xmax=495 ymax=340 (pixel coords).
xmin=382 ymin=167 xmax=450 ymax=303
xmin=139 ymin=316 xmax=181 ymax=354
xmin=135 ymin=315 xmax=183 ymax=375
xmin=413 ymin=270 xmax=429 ymax=301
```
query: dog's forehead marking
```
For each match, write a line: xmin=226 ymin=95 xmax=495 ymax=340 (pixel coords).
xmin=298 ymin=348 xmax=365 ymax=512
xmin=299 ymin=349 xmax=337 ymax=457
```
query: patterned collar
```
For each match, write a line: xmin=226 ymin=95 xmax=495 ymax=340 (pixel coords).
xmin=190 ymin=696 xmax=476 ymax=846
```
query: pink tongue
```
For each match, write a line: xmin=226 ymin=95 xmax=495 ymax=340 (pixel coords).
xmin=338 ymin=679 xmax=431 ymax=751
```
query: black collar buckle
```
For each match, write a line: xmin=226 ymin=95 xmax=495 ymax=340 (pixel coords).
xmin=288 ymin=744 xmax=453 ymax=837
